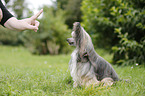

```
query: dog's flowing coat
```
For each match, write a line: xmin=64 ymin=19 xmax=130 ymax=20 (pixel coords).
xmin=67 ymin=22 xmax=119 ymax=87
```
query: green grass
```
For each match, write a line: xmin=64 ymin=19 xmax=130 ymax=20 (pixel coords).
xmin=0 ymin=46 xmax=145 ymax=96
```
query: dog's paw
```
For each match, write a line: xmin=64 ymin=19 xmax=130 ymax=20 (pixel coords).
xmin=101 ymin=77 xmax=114 ymax=86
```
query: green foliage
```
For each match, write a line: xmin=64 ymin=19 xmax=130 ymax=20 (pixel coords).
xmin=0 ymin=46 xmax=145 ymax=96
xmin=20 ymin=6 xmax=71 ymax=55
xmin=81 ymin=0 xmax=145 ymax=48
xmin=112 ymin=28 xmax=145 ymax=65
xmin=1 ymin=0 xmax=71 ymax=55
xmin=57 ymin=0 xmax=82 ymax=28
xmin=9 ymin=0 xmax=28 ymax=19
xmin=64 ymin=0 xmax=82 ymax=28
xmin=81 ymin=0 xmax=115 ymax=48
xmin=81 ymin=0 xmax=145 ymax=65
xmin=0 ymin=0 xmax=32 ymax=46
xmin=0 ymin=26 xmax=19 ymax=45
xmin=57 ymin=0 xmax=68 ymax=10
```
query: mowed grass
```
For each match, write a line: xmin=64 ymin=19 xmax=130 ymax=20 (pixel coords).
xmin=0 ymin=46 xmax=145 ymax=96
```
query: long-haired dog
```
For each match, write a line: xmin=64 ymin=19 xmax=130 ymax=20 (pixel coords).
xmin=67 ymin=22 xmax=119 ymax=87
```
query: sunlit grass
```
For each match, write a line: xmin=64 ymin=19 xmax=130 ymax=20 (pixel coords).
xmin=0 ymin=45 xmax=145 ymax=96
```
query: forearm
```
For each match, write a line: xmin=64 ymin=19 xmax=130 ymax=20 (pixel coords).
xmin=0 ymin=0 xmax=42 ymax=32
xmin=4 ymin=17 xmax=26 ymax=31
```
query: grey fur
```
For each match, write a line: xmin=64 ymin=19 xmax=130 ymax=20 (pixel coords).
xmin=67 ymin=22 xmax=119 ymax=87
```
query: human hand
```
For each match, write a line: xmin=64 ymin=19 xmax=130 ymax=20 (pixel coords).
xmin=4 ymin=9 xmax=43 ymax=32
xmin=0 ymin=8 xmax=3 ymax=22
xmin=21 ymin=9 xmax=43 ymax=32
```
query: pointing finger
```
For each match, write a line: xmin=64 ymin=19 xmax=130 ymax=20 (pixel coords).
xmin=31 ymin=9 xmax=43 ymax=20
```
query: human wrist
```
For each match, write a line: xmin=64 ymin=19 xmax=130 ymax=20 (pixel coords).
xmin=4 ymin=17 xmax=24 ymax=31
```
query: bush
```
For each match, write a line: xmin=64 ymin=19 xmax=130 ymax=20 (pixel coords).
xmin=81 ymin=0 xmax=145 ymax=65
xmin=0 ymin=26 xmax=20 ymax=45
xmin=20 ymin=6 xmax=71 ymax=55
xmin=81 ymin=0 xmax=145 ymax=48
xmin=112 ymin=28 xmax=145 ymax=65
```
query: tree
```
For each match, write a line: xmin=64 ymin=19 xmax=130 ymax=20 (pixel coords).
xmin=57 ymin=0 xmax=68 ymax=10
xmin=10 ymin=0 xmax=28 ymax=19
xmin=57 ymin=0 xmax=82 ymax=28
xmin=65 ymin=0 xmax=82 ymax=28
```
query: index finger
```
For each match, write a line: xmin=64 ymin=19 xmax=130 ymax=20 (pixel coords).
xmin=31 ymin=9 xmax=43 ymax=20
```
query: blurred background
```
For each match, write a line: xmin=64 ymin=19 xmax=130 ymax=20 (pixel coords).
xmin=0 ymin=0 xmax=145 ymax=66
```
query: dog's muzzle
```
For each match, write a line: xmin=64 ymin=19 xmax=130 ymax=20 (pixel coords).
xmin=67 ymin=38 xmax=75 ymax=46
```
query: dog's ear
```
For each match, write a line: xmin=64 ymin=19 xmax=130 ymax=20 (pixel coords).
xmin=73 ymin=22 xmax=81 ymax=32
xmin=73 ymin=22 xmax=85 ymax=48
xmin=73 ymin=22 xmax=81 ymax=37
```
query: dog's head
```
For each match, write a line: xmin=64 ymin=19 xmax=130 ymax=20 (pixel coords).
xmin=67 ymin=22 xmax=81 ymax=46
xmin=67 ymin=22 xmax=95 ymax=62
xmin=67 ymin=22 xmax=93 ymax=48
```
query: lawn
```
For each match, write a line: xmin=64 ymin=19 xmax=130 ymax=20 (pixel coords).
xmin=0 ymin=46 xmax=145 ymax=96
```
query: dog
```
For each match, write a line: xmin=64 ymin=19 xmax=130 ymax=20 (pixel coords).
xmin=67 ymin=22 xmax=119 ymax=87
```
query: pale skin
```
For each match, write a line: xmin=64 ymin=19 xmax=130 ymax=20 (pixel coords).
xmin=0 ymin=8 xmax=2 ymax=22
xmin=0 ymin=8 xmax=43 ymax=32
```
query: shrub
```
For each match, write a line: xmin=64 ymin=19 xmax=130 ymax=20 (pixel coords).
xmin=81 ymin=0 xmax=145 ymax=48
xmin=81 ymin=0 xmax=145 ymax=65
xmin=0 ymin=26 xmax=20 ymax=45
xmin=112 ymin=28 xmax=145 ymax=65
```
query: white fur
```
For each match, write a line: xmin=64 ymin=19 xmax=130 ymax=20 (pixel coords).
xmin=69 ymin=49 xmax=99 ymax=87
xmin=69 ymin=49 xmax=78 ymax=83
